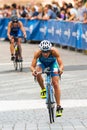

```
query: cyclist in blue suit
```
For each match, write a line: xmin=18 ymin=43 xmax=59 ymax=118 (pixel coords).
xmin=7 ymin=15 xmax=26 ymax=61
xmin=30 ymin=40 xmax=64 ymax=117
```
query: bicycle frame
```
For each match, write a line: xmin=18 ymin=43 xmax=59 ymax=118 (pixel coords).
xmin=34 ymin=67 xmax=57 ymax=123
xmin=13 ymin=37 xmax=23 ymax=71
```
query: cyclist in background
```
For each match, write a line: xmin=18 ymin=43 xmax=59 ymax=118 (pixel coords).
xmin=30 ymin=40 xmax=64 ymax=117
xmin=7 ymin=15 xmax=26 ymax=61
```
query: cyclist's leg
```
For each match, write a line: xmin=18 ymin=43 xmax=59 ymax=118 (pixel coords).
xmin=52 ymin=76 xmax=61 ymax=106
xmin=50 ymin=62 xmax=63 ymax=117
xmin=52 ymin=76 xmax=63 ymax=117
xmin=10 ymin=37 xmax=15 ymax=60
xmin=36 ymin=60 xmax=46 ymax=98
xmin=17 ymin=38 xmax=22 ymax=60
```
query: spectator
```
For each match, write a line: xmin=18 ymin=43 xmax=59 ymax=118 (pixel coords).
xmin=21 ymin=6 xmax=28 ymax=18
xmin=83 ymin=10 xmax=87 ymax=23
xmin=25 ymin=4 xmax=31 ymax=19
xmin=77 ymin=0 xmax=86 ymax=22
xmin=42 ymin=4 xmax=57 ymax=20
xmin=66 ymin=3 xmax=78 ymax=21
xmin=57 ymin=9 xmax=66 ymax=20
xmin=52 ymin=1 xmax=60 ymax=17
xmin=61 ymin=1 xmax=68 ymax=12
xmin=35 ymin=5 xmax=44 ymax=20
xmin=27 ymin=6 xmax=39 ymax=20
xmin=0 ymin=7 xmax=3 ymax=18
xmin=3 ymin=5 xmax=11 ymax=18
xmin=11 ymin=3 xmax=20 ymax=17
xmin=84 ymin=1 xmax=87 ymax=11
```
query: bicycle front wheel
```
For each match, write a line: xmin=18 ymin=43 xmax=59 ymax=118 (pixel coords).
xmin=47 ymin=85 xmax=55 ymax=123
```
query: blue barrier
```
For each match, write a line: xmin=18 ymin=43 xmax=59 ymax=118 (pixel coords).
xmin=0 ymin=18 xmax=87 ymax=50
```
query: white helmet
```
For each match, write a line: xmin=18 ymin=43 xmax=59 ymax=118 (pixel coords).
xmin=39 ymin=40 xmax=52 ymax=51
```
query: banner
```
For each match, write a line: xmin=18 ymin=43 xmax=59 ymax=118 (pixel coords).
xmin=0 ymin=18 xmax=87 ymax=50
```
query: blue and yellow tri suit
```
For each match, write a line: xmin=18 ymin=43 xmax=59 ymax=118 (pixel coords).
xmin=37 ymin=53 xmax=59 ymax=77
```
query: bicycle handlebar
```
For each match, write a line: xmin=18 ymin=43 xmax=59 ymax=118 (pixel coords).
xmin=34 ymin=67 xmax=61 ymax=81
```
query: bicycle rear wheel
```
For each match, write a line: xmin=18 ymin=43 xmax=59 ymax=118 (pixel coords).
xmin=13 ymin=59 xmax=18 ymax=71
xmin=19 ymin=61 xmax=23 ymax=72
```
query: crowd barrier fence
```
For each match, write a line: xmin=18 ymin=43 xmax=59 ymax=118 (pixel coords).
xmin=0 ymin=18 xmax=87 ymax=50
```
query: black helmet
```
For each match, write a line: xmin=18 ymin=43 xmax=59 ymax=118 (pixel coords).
xmin=11 ymin=15 xmax=18 ymax=23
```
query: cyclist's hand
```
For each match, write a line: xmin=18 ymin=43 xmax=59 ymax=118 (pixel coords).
xmin=23 ymin=33 xmax=27 ymax=39
xmin=58 ymin=68 xmax=63 ymax=75
xmin=32 ymin=70 xmax=37 ymax=77
xmin=8 ymin=34 xmax=12 ymax=41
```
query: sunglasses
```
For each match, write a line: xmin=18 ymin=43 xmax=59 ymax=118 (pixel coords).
xmin=13 ymin=21 xmax=18 ymax=23
xmin=42 ymin=50 xmax=50 ymax=53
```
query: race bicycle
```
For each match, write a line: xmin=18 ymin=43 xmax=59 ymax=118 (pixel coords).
xmin=13 ymin=37 xmax=23 ymax=72
xmin=44 ymin=67 xmax=55 ymax=123
xmin=35 ymin=67 xmax=58 ymax=123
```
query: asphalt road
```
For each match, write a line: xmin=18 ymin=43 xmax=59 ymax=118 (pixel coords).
xmin=0 ymin=40 xmax=87 ymax=130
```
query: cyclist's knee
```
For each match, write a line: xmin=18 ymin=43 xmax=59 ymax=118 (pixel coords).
xmin=18 ymin=38 xmax=22 ymax=43
xmin=37 ymin=74 xmax=42 ymax=79
xmin=10 ymin=39 xmax=14 ymax=44
xmin=17 ymin=42 xmax=21 ymax=45
xmin=52 ymin=78 xmax=59 ymax=89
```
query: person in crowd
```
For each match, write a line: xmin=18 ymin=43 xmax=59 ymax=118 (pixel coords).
xmin=42 ymin=4 xmax=57 ymax=20
xmin=82 ymin=10 xmax=87 ymax=23
xmin=66 ymin=3 xmax=78 ymax=21
xmin=30 ymin=5 xmax=44 ymax=20
xmin=7 ymin=15 xmax=26 ymax=61
xmin=77 ymin=0 xmax=86 ymax=22
xmin=3 ymin=5 xmax=12 ymax=18
xmin=0 ymin=7 xmax=3 ymax=18
xmin=20 ymin=6 xmax=28 ymax=18
xmin=61 ymin=1 xmax=68 ymax=12
xmin=11 ymin=3 xmax=20 ymax=17
xmin=57 ymin=9 xmax=66 ymax=20
xmin=30 ymin=40 xmax=64 ymax=117
xmin=27 ymin=6 xmax=39 ymax=20
xmin=52 ymin=1 xmax=60 ymax=17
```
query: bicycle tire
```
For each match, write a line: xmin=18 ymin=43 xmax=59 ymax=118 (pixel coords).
xmin=51 ymin=107 xmax=54 ymax=122
xmin=17 ymin=45 xmax=23 ymax=72
xmin=13 ymin=60 xmax=18 ymax=71
xmin=19 ymin=61 xmax=23 ymax=72
xmin=47 ymin=85 xmax=55 ymax=123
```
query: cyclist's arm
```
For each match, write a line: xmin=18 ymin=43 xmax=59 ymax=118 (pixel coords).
xmin=7 ymin=22 xmax=11 ymax=40
xmin=19 ymin=21 xmax=26 ymax=38
xmin=30 ymin=50 xmax=41 ymax=72
xmin=52 ymin=47 xmax=64 ymax=73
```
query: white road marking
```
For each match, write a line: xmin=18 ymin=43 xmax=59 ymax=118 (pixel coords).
xmin=0 ymin=99 xmax=87 ymax=112
xmin=0 ymin=62 xmax=31 ymax=66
